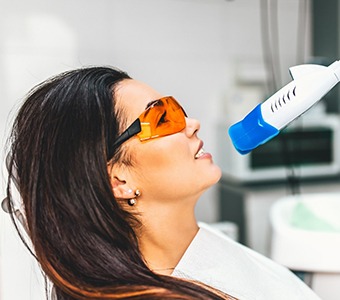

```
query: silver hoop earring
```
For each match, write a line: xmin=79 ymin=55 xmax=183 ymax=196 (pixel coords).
xmin=127 ymin=189 xmax=141 ymax=206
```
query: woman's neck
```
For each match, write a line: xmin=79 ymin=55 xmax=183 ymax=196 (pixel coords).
xmin=136 ymin=202 xmax=199 ymax=275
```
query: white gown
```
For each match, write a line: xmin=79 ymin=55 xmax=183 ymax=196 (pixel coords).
xmin=172 ymin=223 xmax=321 ymax=300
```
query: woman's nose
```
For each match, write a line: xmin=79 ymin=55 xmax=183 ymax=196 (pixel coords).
xmin=184 ymin=117 xmax=200 ymax=137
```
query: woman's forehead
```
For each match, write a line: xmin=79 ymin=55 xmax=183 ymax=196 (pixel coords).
xmin=115 ymin=79 xmax=163 ymax=120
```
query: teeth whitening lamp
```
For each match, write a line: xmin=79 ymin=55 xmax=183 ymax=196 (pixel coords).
xmin=228 ymin=60 xmax=340 ymax=155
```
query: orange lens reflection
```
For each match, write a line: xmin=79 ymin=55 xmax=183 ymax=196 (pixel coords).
xmin=136 ymin=96 xmax=186 ymax=141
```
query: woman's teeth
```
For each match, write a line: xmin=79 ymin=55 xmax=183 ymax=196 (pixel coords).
xmin=195 ymin=147 xmax=206 ymax=159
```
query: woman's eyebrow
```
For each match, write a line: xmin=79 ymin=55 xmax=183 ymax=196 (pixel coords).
xmin=145 ymin=99 xmax=160 ymax=110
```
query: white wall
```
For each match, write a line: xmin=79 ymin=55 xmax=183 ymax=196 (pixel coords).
xmin=0 ymin=0 xmax=311 ymax=299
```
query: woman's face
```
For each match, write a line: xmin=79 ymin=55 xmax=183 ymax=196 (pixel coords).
xmin=114 ymin=79 xmax=222 ymax=205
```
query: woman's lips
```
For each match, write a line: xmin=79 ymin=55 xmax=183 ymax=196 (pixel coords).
xmin=195 ymin=141 xmax=213 ymax=159
xmin=195 ymin=147 xmax=206 ymax=159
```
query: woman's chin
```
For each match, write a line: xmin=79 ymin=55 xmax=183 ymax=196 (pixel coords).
xmin=203 ymin=165 xmax=223 ymax=190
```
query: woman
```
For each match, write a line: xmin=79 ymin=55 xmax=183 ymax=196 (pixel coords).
xmin=4 ymin=66 xmax=320 ymax=299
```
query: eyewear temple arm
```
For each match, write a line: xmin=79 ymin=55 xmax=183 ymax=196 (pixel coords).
xmin=112 ymin=118 xmax=142 ymax=149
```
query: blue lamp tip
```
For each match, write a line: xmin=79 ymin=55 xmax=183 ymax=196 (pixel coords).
xmin=228 ymin=104 xmax=280 ymax=154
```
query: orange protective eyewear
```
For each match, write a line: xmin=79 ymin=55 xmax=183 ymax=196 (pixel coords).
xmin=112 ymin=96 xmax=187 ymax=148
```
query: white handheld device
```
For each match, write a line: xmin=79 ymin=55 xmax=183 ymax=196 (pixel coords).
xmin=228 ymin=60 xmax=340 ymax=154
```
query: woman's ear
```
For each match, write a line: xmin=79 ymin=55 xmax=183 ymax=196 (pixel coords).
xmin=111 ymin=177 xmax=135 ymax=200
xmin=107 ymin=166 xmax=134 ymax=200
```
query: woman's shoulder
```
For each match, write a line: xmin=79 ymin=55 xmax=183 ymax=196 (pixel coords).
xmin=172 ymin=222 xmax=321 ymax=300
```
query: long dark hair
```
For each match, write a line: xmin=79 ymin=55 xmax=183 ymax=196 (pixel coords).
xmin=6 ymin=66 xmax=232 ymax=299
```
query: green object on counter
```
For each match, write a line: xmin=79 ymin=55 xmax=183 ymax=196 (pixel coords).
xmin=290 ymin=201 xmax=340 ymax=232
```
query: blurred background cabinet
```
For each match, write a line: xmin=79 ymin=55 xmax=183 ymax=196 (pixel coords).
xmin=218 ymin=175 xmax=340 ymax=256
